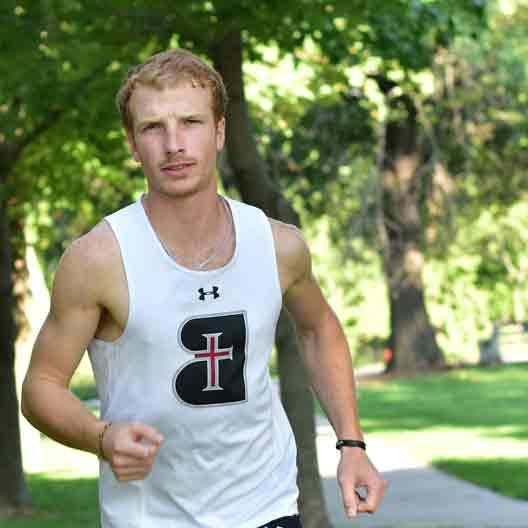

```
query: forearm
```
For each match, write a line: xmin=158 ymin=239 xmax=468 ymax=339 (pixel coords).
xmin=299 ymin=310 xmax=363 ymax=440
xmin=21 ymin=374 xmax=105 ymax=456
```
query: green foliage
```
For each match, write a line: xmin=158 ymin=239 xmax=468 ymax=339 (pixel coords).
xmin=0 ymin=2 xmax=158 ymax=280
xmin=1 ymin=0 xmax=525 ymax=365
xmin=326 ymin=0 xmax=486 ymax=69
xmin=471 ymin=203 xmax=528 ymax=320
xmin=423 ymin=257 xmax=489 ymax=362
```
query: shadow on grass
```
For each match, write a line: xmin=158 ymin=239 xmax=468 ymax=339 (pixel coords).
xmin=434 ymin=458 xmax=528 ymax=501
xmin=355 ymin=363 xmax=528 ymax=439
xmin=0 ymin=474 xmax=98 ymax=528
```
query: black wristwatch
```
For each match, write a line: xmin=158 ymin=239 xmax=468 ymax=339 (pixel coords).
xmin=336 ymin=439 xmax=366 ymax=451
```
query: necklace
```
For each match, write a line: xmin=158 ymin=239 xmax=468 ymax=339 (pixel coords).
xmin=146 ymin=195 xmax=233 ymax=270
xmin=192 ymin=196 xmax=232 ymax=270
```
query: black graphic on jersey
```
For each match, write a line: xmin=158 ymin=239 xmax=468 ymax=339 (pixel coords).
xmin=173 ymin=312 xmax=247 ymax=405
xmin=198 ymin=286 xmax=220 ymax=301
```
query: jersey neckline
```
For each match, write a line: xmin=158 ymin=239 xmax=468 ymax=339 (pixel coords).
xmin=137 ymin=193 xmax=240 ymax=276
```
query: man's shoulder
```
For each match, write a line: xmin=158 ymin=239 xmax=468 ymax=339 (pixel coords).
xmin=49 ymin=220 xmax=122 ymax=307
xmin=269 ymin=219 xmax=308 ymax=257
xmin=61 ymin=221 xmax=120 ymax=277
xmin=268 ymin=218 xmax=311 ymax=284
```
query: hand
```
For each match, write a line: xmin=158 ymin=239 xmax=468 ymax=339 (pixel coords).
xmin=101 ymin=422 xmax=164 ymax=482
xmin=337 ymin=447 xmax=388 ymax=518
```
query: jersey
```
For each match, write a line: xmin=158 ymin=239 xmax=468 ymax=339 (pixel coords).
xmin=87 ymin=196 xmax=299 ymax=528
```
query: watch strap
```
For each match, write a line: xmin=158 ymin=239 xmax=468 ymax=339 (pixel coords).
xmin=336 ymin=439 xmax=366 ymax=451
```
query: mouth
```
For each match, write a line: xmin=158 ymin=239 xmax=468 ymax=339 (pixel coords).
xmin=161 ymin=161 xmax=196 ymax=174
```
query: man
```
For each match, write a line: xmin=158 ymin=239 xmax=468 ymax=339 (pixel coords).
xmin=22 ymin=48 xmax=386 ymax=527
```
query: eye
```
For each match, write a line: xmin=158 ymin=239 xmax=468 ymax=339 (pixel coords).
xmin=185 ymin=118 xmax=202 ymax=125
xmin=143 ymin=123 xmax=161 ymax=132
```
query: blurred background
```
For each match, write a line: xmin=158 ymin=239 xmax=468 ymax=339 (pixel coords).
xmin=1 ymin=1 xmax=527 ymax=526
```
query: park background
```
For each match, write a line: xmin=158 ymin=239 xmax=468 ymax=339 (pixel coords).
xmin=1 ymin=0 xmax=527 ymax=526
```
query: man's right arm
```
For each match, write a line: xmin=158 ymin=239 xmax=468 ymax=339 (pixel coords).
xmin=21 ymin=226 xmax=163 ymax=480
xmin=22 ymin=231 xmax=109 ymax=455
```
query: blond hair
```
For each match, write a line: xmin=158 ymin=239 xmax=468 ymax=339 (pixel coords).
xmin=116 ymin=48 xmax=228 ymax=132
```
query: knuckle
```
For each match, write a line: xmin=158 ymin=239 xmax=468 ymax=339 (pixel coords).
xmin=113 ymin=457 xmax=126 ymax=469
xmin=337 ymin=476 xmax=351 ymax=487
xmin=113 ymin=447 xmax=126 ymax=457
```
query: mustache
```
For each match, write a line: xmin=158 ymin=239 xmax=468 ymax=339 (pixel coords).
xmin=159 ymin=157 xmax=197 ymax=169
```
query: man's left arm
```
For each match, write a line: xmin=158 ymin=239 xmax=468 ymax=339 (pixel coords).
xmin=275 ymin=221 xmax=387 ymax=517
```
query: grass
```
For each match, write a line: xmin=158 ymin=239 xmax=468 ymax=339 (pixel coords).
xmin=357 ymin=364 xmax=527 ymax=437
xmin=73 ymin=359 xmax=528 ymax=501
xmin=434 ymin=458 xmax=528 ymax=501
xmin=10 ymin=363 xmax=525 ymax=527
xmin=3 ymin=432 xmax=99 ymax=527
xmin=351 ymin=363 xmax=528 ymax=500
xmin=0 ymin=474 xmax=98 ymax=528
xmin=69 ymin=354 xmax=98 ymax=401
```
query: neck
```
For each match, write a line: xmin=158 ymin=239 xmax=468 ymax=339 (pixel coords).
xmin=142 ymin=190 xmax=232 ymax=269
xmin=144 ymin=187 xmax=219 ymax=228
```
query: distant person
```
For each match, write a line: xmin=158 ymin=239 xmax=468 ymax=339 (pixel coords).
xmin=22 ymin=48 xmax=386 ymax=527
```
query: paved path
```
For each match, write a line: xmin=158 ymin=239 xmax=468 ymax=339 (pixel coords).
xmin=316 ymin=418 xmax=528 ymax=528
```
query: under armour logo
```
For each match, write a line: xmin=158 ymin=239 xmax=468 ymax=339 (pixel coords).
xmin=198 ymin=286 xmax=220 ymax=301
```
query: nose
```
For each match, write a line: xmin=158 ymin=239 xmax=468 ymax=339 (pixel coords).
xmin=165 ymin=123 xmax=185 ymax=154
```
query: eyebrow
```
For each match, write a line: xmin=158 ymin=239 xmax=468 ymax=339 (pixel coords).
xmin=136 ymin=113 xmax=208 ymax=130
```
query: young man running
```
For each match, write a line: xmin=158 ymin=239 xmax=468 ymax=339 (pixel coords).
xmin=22 ymin=48 xmax=386 ymax=527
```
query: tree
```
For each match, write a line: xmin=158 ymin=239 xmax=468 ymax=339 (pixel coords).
xmin=253 ymin=0 xmax=487 ymax=372
xmin=1 ymin=2 xmax=338 ymax=522
xmin=0 ymin=2 xmax=165 ymax=512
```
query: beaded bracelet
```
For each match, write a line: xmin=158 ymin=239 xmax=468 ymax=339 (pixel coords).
xmin=98 ymin=422 xmax=113 ymax=460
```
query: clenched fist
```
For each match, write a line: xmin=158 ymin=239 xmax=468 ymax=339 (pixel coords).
xmin=100 ymin=422 xmax=164 ymax=481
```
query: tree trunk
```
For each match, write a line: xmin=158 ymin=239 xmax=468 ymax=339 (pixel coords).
xmin=210 ymin=29 xmax=331 ymax=528
xmin=0 ymin=197 xmax=31 ymax=516
xmin=379 ymin=94 xmax=444 ymax=373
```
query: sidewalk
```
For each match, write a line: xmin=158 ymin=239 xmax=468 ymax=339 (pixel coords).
xmin=316 ymin=418 xmax=528 ymax=528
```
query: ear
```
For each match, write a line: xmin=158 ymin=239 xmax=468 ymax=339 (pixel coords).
xmin=216 ymin=117 xmax=226 ymax=152
xmin=126 ymin=130 xmax=140 ymax=161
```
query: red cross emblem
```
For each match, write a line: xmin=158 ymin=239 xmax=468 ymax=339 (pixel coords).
xmin=194 ymin=333 xmax=233 ymax=391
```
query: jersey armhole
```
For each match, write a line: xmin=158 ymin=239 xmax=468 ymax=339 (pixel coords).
xmin=90 ymin=218 xmax=134 ymax=346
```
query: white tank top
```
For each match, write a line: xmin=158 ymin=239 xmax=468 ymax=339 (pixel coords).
xmin=88 ymin=196 xmax=298 ymax=528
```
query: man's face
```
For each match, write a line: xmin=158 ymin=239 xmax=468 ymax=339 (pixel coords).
xmin=127 ymin=82 xmax=225 ymax=199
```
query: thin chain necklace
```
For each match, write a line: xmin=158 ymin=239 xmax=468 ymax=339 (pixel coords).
xmin=146 ymin=195 xmax=233 ymax=270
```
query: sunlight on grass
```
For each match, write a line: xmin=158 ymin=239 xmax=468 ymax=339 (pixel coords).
xmin=318 ymin=364 xmax=528 ymax=498
xmin=36 ymin=436 xmax=99 ymax=478
xmin=434 ymin=458 xmax=528 ymax=500
xmin=368 ymin=428 xmax=527 ymax=463
xmin=343 ymin=363 xmax=528 ymax=497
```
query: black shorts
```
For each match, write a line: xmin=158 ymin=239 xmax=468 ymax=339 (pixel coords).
xmin=257 ymin=514 xmax=302 ymax=528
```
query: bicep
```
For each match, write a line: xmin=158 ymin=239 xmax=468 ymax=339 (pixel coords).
xmin=284 ymin=273 xmax=335 ymax=336
xmin=274 ymin=219 xmax=334 ymax=334
xmin=27 ymin=250 xmax=102 ymax=387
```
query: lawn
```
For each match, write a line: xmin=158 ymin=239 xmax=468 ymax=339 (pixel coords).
xmin=6 ymin=363 xmax=526 ymax=527
xmin=0 ymin=474 xmax=98 ymax=528
xmin=354 ymin=363 xmax=528 ymax=500
xmin=72 ymin=359 xmax=528 ymax=501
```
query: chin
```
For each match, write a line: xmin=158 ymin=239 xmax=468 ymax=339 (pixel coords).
xmin=158 ymin=181 xmax=211 ymax=200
